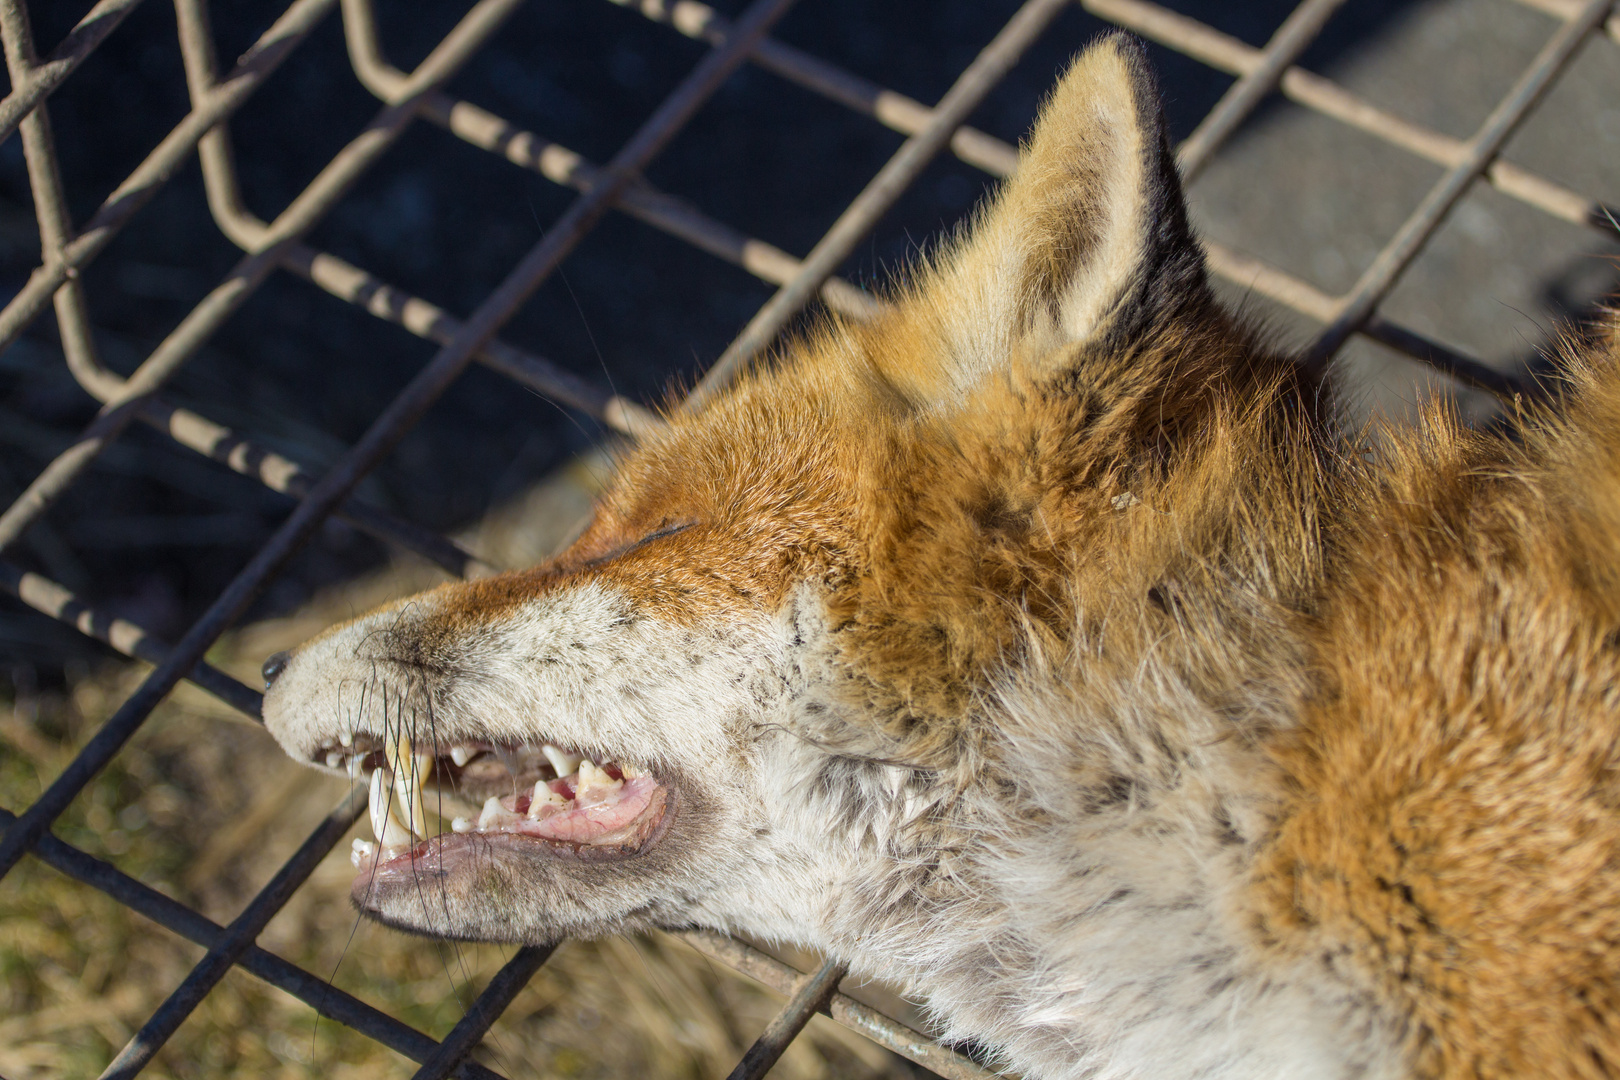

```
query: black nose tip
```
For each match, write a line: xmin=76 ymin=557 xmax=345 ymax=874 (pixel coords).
xmin=261 ymin=650 xmax=292 ymax=689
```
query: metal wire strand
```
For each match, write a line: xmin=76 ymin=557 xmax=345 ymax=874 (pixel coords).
xmin=0 ymin=0 xmax=526 ymax=558
xmin=0 ymin=808 xmax=511 ymax=1080
xmin=685 ymin=0 xmax=1073 ymax=410
xmin=726 ymin=958 xmax=849 ymax=1080
xmin=1305 ymin=0 xmax=1615 ymax=366
xmin=0 ymin=0 xmax=338 ymax=360
xmin=96 ymin=792 xmax=368 ymax=1079
xmin=0 ymin=0 xmax=147 ymax=147
xmin=0 ymin=0 xmax=529 ymax=883
xmin=0 ymin=560 xmax=263 ymax=717
xmin=622 ymin=0 xmax=1535 ymax=397
xmin=137 ymin=397 xmax=497 ymax=579
xmin=1174 ymin=0 xmax=1349 ymax=180
xmin=1087 ymin=0 xmax=1620 ymax=238
xmin=677 ymin=930 xmax=999 ymax=1080
xmin=0 ymin=0 xmax=801 ymax=1046
xmin=408 ymin=945 xmax=557 ymax=1080
xmin=417 ymin=93 xmax=881 ymax=321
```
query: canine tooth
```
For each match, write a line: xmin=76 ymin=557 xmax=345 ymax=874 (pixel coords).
xmin=451 ymin=817 xmax=473 ymax=833
xmin=450 ymin=745 xmax=474 ymax=767
xmin=391 ymin=770 xmax=430 ymax=839
xmin=542 ymin=744 xmax=583 ymax=778
xmin=383 ymin=736 xmax=433 ymax=839
xmin=378 ymin=820 xmax=414 ymax=857
xmin=368 ymin=769 xmax=387 ymax=841
xmin=368 ymin=770 xmax=415 ymax=854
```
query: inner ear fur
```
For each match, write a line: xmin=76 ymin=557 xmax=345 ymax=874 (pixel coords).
xmin=923 ymin=33 xmax=1209 ymax=389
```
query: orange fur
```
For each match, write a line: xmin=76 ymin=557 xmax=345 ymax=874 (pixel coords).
xmin=1255 ymin=314 xmax=1620 ymax=1078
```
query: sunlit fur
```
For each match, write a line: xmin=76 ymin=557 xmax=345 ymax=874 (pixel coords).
xmin=262 ymin=32 xmax=1620 ymax=1079
xmin=1254 ymin=317 xmax=1620 ymax=1079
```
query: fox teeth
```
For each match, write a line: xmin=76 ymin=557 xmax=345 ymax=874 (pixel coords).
xmin=383 ymin=736 xmax=434 ymax=839
xmin=477 ymin=795 xmax=510 ymax=831
xmin=577 ymin=759 xmax=623 ymax=794
xmin=449 ymin=745 xmax=474 ymax=767
xmin=339 ymin=730 xmax=353 ymax=747
xmin=542 ymin=744 xmax=583 ymax=778
xmin=367 ymin=768 xmax=387 ymax=838
xmin=347 ymin=756 xmax=364 ymax=780
xmin=619 ymin=763 xmax=644 ymax=780
xmin=528 ymin=781 xmax=569 ymax=818
xmin=325 ymin=750 xmax=345 ymax=769
xmin=393 ymin=766 xmax=430 ymax=838
xmin=368 ymin=769 xmax=415 ymax=856
xmin=451 ymin=816 xmax=473 ymax=833
xmin=350 ymin=838 xmax=376 ymax=867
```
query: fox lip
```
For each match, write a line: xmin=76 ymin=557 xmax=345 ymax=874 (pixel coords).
xmin=309 ymin=733 xmax=673 ymax=881
xmin=348 ymin=784 xmax=677 ymax=906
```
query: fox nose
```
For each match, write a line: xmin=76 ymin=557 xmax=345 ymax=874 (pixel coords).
xmin=261 ymin=650 xmax=292 ymax=689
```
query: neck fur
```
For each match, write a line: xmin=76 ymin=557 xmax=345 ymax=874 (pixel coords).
xmin=741 ymin=599 xmax=1405 ymax=1080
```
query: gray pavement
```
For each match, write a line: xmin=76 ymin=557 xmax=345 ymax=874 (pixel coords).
xmin=1188 ymin=0 xmax=1620 ymax=424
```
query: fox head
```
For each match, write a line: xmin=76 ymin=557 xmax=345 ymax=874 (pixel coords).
xmin=263 ymin=33 xmax=1340 ymax=1073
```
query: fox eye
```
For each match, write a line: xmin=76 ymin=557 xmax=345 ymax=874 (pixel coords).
xmin=635 ymin=522 xmax=694 ymax=547
xmin=582 ymin=522 xmax=694 ymax=567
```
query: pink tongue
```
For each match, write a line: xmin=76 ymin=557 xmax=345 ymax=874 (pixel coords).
xmin=510 ymin=777 xmax=659 ymax=843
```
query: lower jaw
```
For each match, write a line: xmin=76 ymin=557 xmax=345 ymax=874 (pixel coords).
xmin=349 ymin=785 xmax=674 ymax=904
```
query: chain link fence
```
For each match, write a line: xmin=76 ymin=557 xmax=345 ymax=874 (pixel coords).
xmin=1 ymin=0 xmax=1618 ymax=1076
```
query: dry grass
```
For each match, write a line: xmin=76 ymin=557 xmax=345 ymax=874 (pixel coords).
xmin=0 ymin=461 xmax=928 ymax=1079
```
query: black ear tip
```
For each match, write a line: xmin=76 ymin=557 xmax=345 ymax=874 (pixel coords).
xmin=1096 ymin=29 xmax=1150 ymax=61
xmin=262 ymin=650 xmax=292 ymax=689
xmin=1092 ymin=30 xmax=1159 ymax=96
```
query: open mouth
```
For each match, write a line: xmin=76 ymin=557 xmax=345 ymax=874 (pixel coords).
xmin=314 ymin=733 xmax=672 ymax=877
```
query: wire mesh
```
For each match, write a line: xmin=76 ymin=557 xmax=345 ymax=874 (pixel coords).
xmin=0 ymin=0 xmax=1615 ymax=1075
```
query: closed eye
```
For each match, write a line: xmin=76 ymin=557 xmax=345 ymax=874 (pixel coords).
xmin=631 ymin=522 xmax=695 ymax=549
xmin=584 ymin=522 xmax=695 ymax=566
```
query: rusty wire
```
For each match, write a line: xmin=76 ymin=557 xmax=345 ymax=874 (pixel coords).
xmin=0 ymin=0 xmax=1616 ymax=1076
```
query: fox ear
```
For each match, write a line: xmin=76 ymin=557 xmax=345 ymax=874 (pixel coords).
xmin=921 ymin=33 xmax=1207 ymax=389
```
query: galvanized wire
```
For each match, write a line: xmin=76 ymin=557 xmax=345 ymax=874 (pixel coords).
xmin=0 ymin=0 xmax=146 ymax=146
xmin=408 ymin=945 xmax=558 ymax=1080
xmin=686 ymin=0 xmax=1073 ymax=409
xmin=1087 ymin=0 xmax=1620 ymax=238
xmin=726 ymin=958 xmax=850 ymax=1080
xmin=97 ymin=792 xmax=368 ymax=1079
xmin=620 ymin=0 xmax=1594 ymax=398
xmin=1174 ymin=0 xmax=1350 ymax=180
xmin=0 ymin=0 xmax=534 ymax=883
xmin=0 ymin=0 xmax=338 ymax=359
xmin=0 ymin=807 xmax=513 ymax=1080
xmin=1304 ymin=0 xmax=1615 ymax=366
xmin=676 ymin=930 xmax=1000 ymax=1080
xmin=1 ymin=0 xmax=1615 ymax=1075
xmin=0 ymin=560 xmax=263 ymax=717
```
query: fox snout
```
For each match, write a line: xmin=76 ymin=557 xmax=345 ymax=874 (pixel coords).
xmin=261 ymin=554 xmax=806 ymax=940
